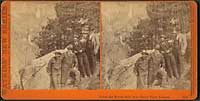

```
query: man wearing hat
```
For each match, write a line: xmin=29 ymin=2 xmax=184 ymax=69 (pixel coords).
xmin=72 ymin=33 xmax=91 ymax=78
xmin=172 ymin=27 xmax=187 ymax=78
xmin=80 ymin=24 xmax=93 ymax=77
xmin=61 ymin=44 xmax=79 ymax=87
xmin=134 ymin=50 xmax=150 ymax=89
xmin=148 ymin=44 xmax=167 ymax=87
xmin=160 ymin=36 xmax=179 ymax=79
xmin=47 ymin=51 xmax=63 ymax=89
xmin=85 ymin=29 xmax=100 ymax=76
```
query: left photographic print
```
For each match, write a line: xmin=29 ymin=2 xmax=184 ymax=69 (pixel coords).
xmin=10 ymin=1 xmax=100 ymax=90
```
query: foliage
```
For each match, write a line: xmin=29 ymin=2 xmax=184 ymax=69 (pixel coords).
xmin=33 ymin=1 xmax=100 ymax=57
xmin=126 ymin=2 xmax=190 ymax=56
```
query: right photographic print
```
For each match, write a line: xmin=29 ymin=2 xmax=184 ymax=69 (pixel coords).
xmin=102 ymin=1 xmax=191 ymax=90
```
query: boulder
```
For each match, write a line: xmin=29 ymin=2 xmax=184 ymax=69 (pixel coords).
xmin=20 ymin=48 xmax=100 ymax=90
xmin=107 ymin=50 xmax=153 ymax=89
xmin=21 ymin=48 xmax=69 ymax=89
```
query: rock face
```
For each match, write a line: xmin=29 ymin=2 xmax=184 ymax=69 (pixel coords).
xmin=19 ymin=48 xmax=100 ymax=90
xmin=20 ymin=49 xmax=68 ymax=89
xmin=106 ymin=49 xmax=191 ymax=90
xmin=107 ymin=53 xmax=142 ymax=89
xmin=106 ymin=50 xmax=154 ymax=89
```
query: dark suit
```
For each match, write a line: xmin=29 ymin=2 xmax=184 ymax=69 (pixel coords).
xmin=61 ymin=51 xmax=78 ymax=87
xmin=148 ymin=50 xmax=167 ymax=86
xmin=73 ymin=40 xmax=91 ymax=77
xmin=86 ymin=38 xmax=96 ymax=75
xmin=160 ymin=41 xmax=179 ymax=79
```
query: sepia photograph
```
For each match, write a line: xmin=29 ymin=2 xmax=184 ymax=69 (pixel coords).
xmin=102 ymin=1 xmax=191 ymax=90
xmin=10 ymin=1 xmax=100 ymax=90
xmin=1 ymin=0 xmax=198 ymax=100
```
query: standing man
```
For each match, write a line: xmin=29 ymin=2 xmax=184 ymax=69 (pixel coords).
xmin=86 ymin=30 xmax=99 ymax=76
xmin=134 ymin=50 xmax=150 ymax=89
xmin=47 ymin=52 xmax=63 ymax=89
xmin=148 ymin=44 xmax=167 ymax=87
xmin=172 ymin=28 xmax=187 ymax=78
xmin=72 ymin=34 xmax=91 ymax=78
xmin=160 ymin=37 xmax=179 ymax=79
xmin=61 ymin=44 xmax=79 ymax=87
xmin=80 ymin=31 xmax=92 ymax=78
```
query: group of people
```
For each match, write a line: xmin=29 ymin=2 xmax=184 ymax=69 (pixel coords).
xmin=46 ymin=24 xmax=99 ymax=89
xmin=135 ymin=27 xmax=188 ymax=89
